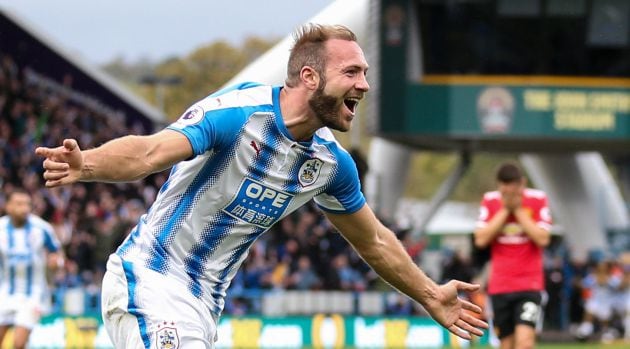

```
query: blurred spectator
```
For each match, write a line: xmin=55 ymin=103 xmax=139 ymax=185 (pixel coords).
xmin=268 ymin=250 xmax=291 ymax=290
xmin=620 ymin=253 xmax=630 ymax=342
xmin=385 ymin=293 xmax=415 ymax=315
xmin=543 ymin=254 xmax=565 ymax=329
xmin=574 ymin=258 xmax=626 ymax=343
xmin=287 ymin=255 xmax=322 ymax=290
xmin=568 ymin=259 xmax=588 ymax=327
xmin=328 ymin=254 xmax=367 ymax=292
xmin=241 ymin=242 xmax=271 ymax=290
xmin=94 ymin=198 xmax=144 ymax=272
xmin=398 ymin=229 xmax=425 ymax=262
xmin=441 ymin=248 xmax=474 ymax=284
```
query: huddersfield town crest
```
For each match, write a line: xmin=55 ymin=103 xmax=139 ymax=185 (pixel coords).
xmin=157 ymin=327 xmax=179 ymax=349
xmin=298 ymin=158 xmax=323 ymax=187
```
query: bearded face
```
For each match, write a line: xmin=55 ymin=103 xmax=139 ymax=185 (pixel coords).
xmin=306 ymin=39 xmax=369 ymax=132
xmin=308 ymin=82 xmax=346 ymax=131
xmin=6 ymin=192 xmax=32 ymax=227
xmin=308 ymin=80 xmax=362 ymax=132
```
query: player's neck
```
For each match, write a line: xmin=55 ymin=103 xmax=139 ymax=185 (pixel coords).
xmin=279 ymin=86 xmax=320 ymax=142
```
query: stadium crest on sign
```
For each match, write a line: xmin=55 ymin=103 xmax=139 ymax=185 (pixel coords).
xmin=477 ymin=86 xmax=514 ymax=134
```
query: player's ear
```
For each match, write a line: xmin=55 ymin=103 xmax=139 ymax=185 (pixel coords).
xmin=300 ymin=66 xmax=319 ymax=90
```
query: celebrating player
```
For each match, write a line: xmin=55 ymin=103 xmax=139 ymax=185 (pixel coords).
xmin=37 ymin=24 xmax=487 ymax=348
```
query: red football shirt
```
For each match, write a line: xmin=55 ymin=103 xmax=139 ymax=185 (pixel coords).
xmin=476 ymin=188 xmax=552 ymax=295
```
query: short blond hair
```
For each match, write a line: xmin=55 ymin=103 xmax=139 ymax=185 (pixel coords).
xmin=285 ymin=24 xmax=357 ymax=87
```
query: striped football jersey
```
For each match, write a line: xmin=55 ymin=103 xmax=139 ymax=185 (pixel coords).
xmin=116 ymin=82 xmax=365 ymax=315
xmin=0 ymin=214 xmax=60 ymax=304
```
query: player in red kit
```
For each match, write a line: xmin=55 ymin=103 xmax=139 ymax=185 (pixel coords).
xmin=474 ymin=162 xmax=551 ymax=349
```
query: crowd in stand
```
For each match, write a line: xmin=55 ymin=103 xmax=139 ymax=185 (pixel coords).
xmin=0 ymin=52 xmax=162 ymax=305
xmin=1 ymin=51 xmax=628 ymax=341
xmin=568 ymin=251 xmax=630 ymax=343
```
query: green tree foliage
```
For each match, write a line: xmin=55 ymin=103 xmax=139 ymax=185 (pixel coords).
xmin=102 ymin=36 xmax=277 ymax=120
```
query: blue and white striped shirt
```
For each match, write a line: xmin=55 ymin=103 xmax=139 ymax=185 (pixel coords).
xmin=116 ymin=83 xmax=365 ymax=315
xmin=0 ymin=214 xmax=60 ymax=303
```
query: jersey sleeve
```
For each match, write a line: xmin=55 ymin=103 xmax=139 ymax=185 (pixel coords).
xmin=475 ymin=194 xmax=492 ymax=228
xmin=166 ymin=98 xmax=247 ymax=156
xmin=41 ymin=220 xmax=60 ymax=253
xmin=166 ymin=83 xmax=268 ymax=155
xmin=534 ymin=193 xmax=553 ymax=231
xmin=314 ymin=151 xmax=366 ymax=214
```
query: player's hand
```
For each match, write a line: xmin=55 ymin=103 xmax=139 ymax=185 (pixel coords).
xmin=47 ymin=253 xmax=64 ymax=270
xmin=501 ymin=192 xmax=522 ymax=211
xmin=423 ymin=280 xmax=488 ymax=340
xmin=35 ymin=139 xmax=84 ymax=187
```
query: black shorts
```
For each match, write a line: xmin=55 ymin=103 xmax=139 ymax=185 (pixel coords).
xmin=490 ymin=291 xmax=543 ymax=339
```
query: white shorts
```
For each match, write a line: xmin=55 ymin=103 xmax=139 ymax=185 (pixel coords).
xmin=0 ymin=294 xmax=42 ymax=329
xmin=101 ymin=254 xmax=218 ymax=349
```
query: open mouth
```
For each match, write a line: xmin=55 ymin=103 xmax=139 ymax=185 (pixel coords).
xmin=343 ymin=97 xmax=360 ymax=114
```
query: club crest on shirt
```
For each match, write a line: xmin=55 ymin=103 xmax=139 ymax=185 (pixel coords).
xmin=298 ymin=158 xmax=323 ymax=187
xmin=156 ymin=327 xmax=179 ymax=349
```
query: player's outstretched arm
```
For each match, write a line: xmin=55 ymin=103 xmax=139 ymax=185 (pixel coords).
xmin=35 ymin=129 xmax=192 ymax=187
xmin=325 ymin=205 xmax=488 ymax=340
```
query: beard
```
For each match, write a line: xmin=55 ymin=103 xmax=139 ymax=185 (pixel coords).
xmin=10 ymin=214 xmax=28 ymax=227
xmin=308 ymin=86 xmax=348 ymax=132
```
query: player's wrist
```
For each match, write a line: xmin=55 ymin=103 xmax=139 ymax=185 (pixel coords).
xmin=419 ymin=281 xmax=441 ymax=307
xmin=78 ymin=151 xmax=93 ymax=181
